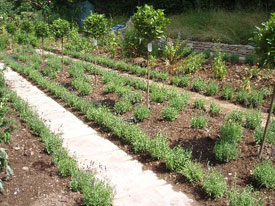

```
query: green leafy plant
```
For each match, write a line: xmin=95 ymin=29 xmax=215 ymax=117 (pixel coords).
xmin=171 ymin=75 xmax=190 ymax=87
xmin=253 ymin=160 xmax=275 ymax=190
xmin=202 ymin=168 xmax=227 ymax=199
xmin=0 ymin=148 xmax=14 ymax=194
xmin=236 ymin=90 xmax=249 ymax=105
xmin=132 ymin=4 xmax=170 ymax=44
xmin=165 ymin=146 xmax=192 ymax=172
xmin=168 ymin=94 xmax=189 ymax=111
xmin=213 ymin=50 xmax=227 ymax=79
xmin=193 ymin=99 xmax=206 ymax=110
xmin=205 ymin=81 xmax=219 ymax=96
xmin=192 ymin=78 xmax=205 ymax=92
xmin=191 ymin=116 xmax=207 ymax=129
xmin=148 ymin=133 xmax=170 ymax=160
xmin=222 ymin=85 xmax=235 ymax=100
xmin=254 ymin=12 xmax=275 ymax=68
xmin=227 ymin=185 xmax=265 ymax=206
xmin=255 ymin=120 xmax=275 ymax=145
xmin=115 ymin=100 xmax=132 ymax=115
xmin=162 ymin=106 xmax=178 ymax=121
xmin=245 ymin=53 xmax=257 ymax=65
xmin=247 ymin=90 xmax=264 ymax=107
xmin=150 ymin=88 xmax=167 ymax=103
xmin=82 ymin=12 xmax=110 ymax=41
xmin=209 ymin=102 xmax=221 ymax=115
xmin=176 ymin=53 xmax=206 ymax=74
xmin=245 ymin=110 xmax=262 ymax=130
xmin=182 ymin=162 xmax=204 ymax=183
xmin=71 ymin=78 xmax=92 ymax=95
xmin=214 ymin=140 xmax=239 ymax=162
xmin=229 ymin=53 xmax=240 ymax=64
xmin=133 ymin=105 xmax=151 ymax=122
xmin=220 ymin=121 xmax=243 ymax=143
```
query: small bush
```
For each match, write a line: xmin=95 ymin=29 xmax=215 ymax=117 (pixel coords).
xmin=255 ymin=120 xmax=275 ymax=145
xmin=115 ymin=100 xmax=132 ymax=115
xmin=191 ymin=116 xmax=207 ymax=129
xmin=205 ymin=81 xmax=219 ymax=96
xmin=104 ymin=82 xmax=118 ymax=93
xmin=177 ymin=53 xmax=206 ymax=74
xmin=168 ymin=94 xmax=189 ymax=112
xmin=253 ymin=160 xmax=275 ymax=190
xmin=71 ymin=78 xmax=92 ymax=95
xmin=202 ymin=168 xmax=227 ymax=199
xmin=162 ymin=106 xmax=178 ymax=121
xmin=171 ymin=75 xmax=190 ymax=87
xmin=148 ymin=133 xmax=170 ymax=160
xmin=245 ymin=110 xmax=262 ymax=130
xmin=151 ymin=88 xmax=167 ymax=103
xmin=245 ymin=53 xmax=257 ymax=66
xmin=133 ymin=105 xmax=151 ymax=122
xmin=193 ymin=99 xmax=205 ymax=110
xmin=228 ymin=185 xmax=265 ymax=206
xmin=236 ymin=90 xmax=249 ymax=105
xmin=182 ymin=162 xmax=204 ymax=183
xmin=247 ymin=90 xmax=264 ymax=107
xmin=192 ymin=78 xmax=205 ymax=92
xmin=220 ymin=122 xmax=243 ymax=143
xmin=226 ymin=110 xmax=244 ymax=125
xmin=229 ymin=53 xmax=240 ymax=64
xmin=214 ymin=140 xmax=239 ymax=162
xmin=165 ymin=146 xmax=192 ymax=172
xmin=209 ymin=102 xmax=221 ymax=115
xmin=213 ymin=51 xmax=227 ymax=79
xmin=222 ymin=85 xmax=235 ymax=100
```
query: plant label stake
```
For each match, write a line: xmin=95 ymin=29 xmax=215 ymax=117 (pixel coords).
xmin=146 ymin=42 xmax=152 ymax=108
xmin=258 ymin=84 xmax=275 ymax=161
xmin=94 ymin=39 xmax=98 ymax=86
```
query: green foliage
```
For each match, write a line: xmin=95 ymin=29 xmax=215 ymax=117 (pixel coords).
xmin=51 ymin=18 xmax=70 ymax=40
xmin=6 ymin=22 xmax=16 ymax=35
xmin=71 ymin=78 xmax=92 ymax=95
xmin=171 ymin=75 xmax=190 ymax=87
xmin=176 ymin=53 xmax=205 ymax=74
xmin=245 ymin=53 xmax=257 ymax=65
xmin=247 ymin=90 xmax=264 ymax=107
xmin=0 ymin=148 xmax=14 ymax=194
xmin=220 ymin=122 xmax=243 ymax=143
xmin=205 ymin=81 xmax=219 ymax=96
xmin=192 ymin=78 xmax=205 ymax=92
xmin=214 ymin=140 xmax=239 ymax=162
xmin=82 ymin=12 xmax=110 ymax=40
xmin=193 ymin=98 xmax=205 ymax=110
xmin=236 ymin=90 xmax=249 ymax=105
xmin=228 ymin=185 xmax=265 ymax=206
xmin=182 ymin=162 xmax=204 ymax=183
xmin=222 ymin=85 xmax=235 ymax=100
xmin=133 ymin=105 xmax=151 ymax=122
xmin=148 ymin=133 xmax=170 ymax=160
xmin=253 ymin=160 xmax=275 ymax=190
xmin=165 ymin=145 xmax=192 ymax=172
xmin=132 ymin=4 xmax=170 ymax=44
xmin=168 ymin=94 xmax=189 ymax=111
xmin=150 ymin=88 xmax=167 ymax=103
xmin=191 ymin=116 xmax=207 ymax=129
xmin=20 ymin=19 xmax=33 ymax=34
xmin=209 ymin=102 xmax=221 ymax=115
xmin=115 ymin=100 xmax=132 ymax=115
xmin=254 ymin=12 xmax=275 ymax=68
xmin=245 ymin=110 xmax=262 ymax=130
xmin=255 ymin=120 xmax=275 ymax=145
xmin=202 ymin=168 xmax=227 ymax=199
xmin=213 ymin=51 xmax=227 ymax=79
xmin=229 ymin=53 xmax=240 ymax=64
xmin=162 ymin=106 xmax=178 ymax=121
xmin=35 ymin=21 xmax=50 ymax=39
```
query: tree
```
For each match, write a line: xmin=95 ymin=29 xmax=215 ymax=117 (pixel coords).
xmin=35 ymin=21 xmax=50 ymax=63
xmin=51 ymin=18 xmax=70 ymax=65
xmin=132 ymin=4 xmax=170 ymax=107
xmin=254 ymin=12 xmax=275 ymax=69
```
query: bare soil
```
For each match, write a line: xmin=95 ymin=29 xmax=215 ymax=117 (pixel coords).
xmin=0 ymin=107 xmax=82 ymax=206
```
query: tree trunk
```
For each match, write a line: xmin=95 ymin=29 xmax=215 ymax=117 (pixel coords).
xmin=61 ymin=38 xmax=64 ymax=69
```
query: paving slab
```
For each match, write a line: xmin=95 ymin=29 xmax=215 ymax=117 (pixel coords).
xmin=1 ymin=64 xmax=196 ymax=206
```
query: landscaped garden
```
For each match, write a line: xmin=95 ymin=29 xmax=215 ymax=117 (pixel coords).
xmin=0 ymin=0 xmax=274 ymax=206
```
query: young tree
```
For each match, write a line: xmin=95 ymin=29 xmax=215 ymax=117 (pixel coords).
xmin=51 ymin=18 xmax=70 ymax=65
xmin=35 ymin=21 xmax=50 ymax=63
xmin=132 ymin=4 xmax=170 ymax=107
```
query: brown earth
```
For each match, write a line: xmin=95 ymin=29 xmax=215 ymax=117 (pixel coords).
xmin=0 ymin=107 xmax=82 ymax=206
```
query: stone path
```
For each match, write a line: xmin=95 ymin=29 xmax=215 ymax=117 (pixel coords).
xmin=1 ymin=64 xmax=196 ymax=206
xmin=37 ymin=49 xmax=272 ymax=125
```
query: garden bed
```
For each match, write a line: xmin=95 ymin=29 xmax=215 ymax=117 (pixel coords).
xmin=3 ymin=49 xmax=273 ymax=206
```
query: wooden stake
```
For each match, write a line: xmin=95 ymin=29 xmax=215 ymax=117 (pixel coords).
xmin=258 ymin=84 xmax=275 ymax=161
xmin=146 ymin=51 xmax=150 ymax=108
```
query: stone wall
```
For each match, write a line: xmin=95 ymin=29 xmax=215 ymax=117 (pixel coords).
xmin=186 ymin=40 xmax=254 ymax=56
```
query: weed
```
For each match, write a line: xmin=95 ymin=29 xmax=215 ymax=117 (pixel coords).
xmin=191 ymin=116 xmax=207 ymax=129
xmin=213 ymin=51 xmax=227 ymax=79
